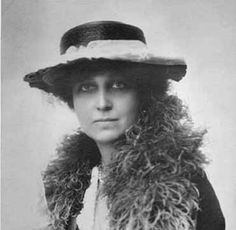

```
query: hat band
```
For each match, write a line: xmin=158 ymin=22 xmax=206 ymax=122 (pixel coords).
xmin=60 ymin=40 xmax=150 ymax=63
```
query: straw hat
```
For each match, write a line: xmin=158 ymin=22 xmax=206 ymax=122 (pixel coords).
xmin=24 ymin=20 xmax=186 ymax=95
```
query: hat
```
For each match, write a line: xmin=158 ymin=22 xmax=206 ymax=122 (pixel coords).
xmin=24 ymin=21 xmax=187 ymax=94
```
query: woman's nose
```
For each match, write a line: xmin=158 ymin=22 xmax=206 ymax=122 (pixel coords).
xmin=96 ymin=90 xmax=113 ymax=111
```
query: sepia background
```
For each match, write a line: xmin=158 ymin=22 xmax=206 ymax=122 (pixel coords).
xmin=2 ymin=0 xmax=236 ymax=229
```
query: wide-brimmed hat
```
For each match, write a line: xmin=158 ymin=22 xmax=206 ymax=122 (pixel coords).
xmin=24 ymin=20 xmax=187 ymax=94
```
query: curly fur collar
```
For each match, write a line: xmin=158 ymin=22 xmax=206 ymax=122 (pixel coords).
xmin=43 ymin=95 xmax=207 ymax=230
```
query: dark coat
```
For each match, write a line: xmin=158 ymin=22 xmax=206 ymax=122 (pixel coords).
xmin=193 ymin=173 xmax=225 ymax=230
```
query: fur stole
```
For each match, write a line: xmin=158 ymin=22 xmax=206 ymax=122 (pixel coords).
xmin=42 ymin=95 xmax=207 ymax=230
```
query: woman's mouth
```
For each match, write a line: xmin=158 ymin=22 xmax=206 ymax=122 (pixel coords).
xmin=94 ymin=118 xmax=118 ymax=123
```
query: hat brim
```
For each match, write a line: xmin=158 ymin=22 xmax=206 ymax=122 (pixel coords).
xmin=24 ymin=57 xmax=187 ymax=93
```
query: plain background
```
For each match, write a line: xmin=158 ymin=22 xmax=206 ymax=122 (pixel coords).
xmin=2 ymin=0 xmax=236 ymax=229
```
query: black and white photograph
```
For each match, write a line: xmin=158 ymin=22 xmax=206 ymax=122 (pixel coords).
xmin=2 ymin=1 xmax=235 ymax=229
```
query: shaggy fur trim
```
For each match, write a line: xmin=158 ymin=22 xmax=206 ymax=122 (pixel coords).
xmin=42 ymin=132 xmax=100 ymax=229
xmin=43 ymin=94 xmax=207 ymax=230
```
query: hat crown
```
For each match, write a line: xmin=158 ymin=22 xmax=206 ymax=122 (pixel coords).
xmin=60 ymin=21 xmax=146 ymax=54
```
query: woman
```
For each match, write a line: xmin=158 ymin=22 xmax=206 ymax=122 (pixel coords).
xmin=24 ymin=21 xmax=225 ymax=230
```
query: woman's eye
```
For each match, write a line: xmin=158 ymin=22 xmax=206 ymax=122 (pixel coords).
xmin=78 ymin=84 xmax=95 ymax=92
xmin=112 ymin=81 xmax=127 ymax=89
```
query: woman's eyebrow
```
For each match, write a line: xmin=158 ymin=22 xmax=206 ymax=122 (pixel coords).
xmin=77 ymin=78 xmax=96 ymax=85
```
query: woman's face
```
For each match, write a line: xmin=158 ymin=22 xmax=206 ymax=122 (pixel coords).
xmin=73 ymin=71 xmax=139 ymax=145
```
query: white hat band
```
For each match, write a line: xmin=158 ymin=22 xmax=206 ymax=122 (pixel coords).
xmin=60 ymin=40 xmax=150 ymax=63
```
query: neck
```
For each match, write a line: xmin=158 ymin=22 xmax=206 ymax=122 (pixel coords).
xmin=96 ymin=142 xmax=117 ymax=166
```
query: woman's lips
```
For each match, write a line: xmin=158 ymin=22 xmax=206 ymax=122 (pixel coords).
xmin=94 ymin=118 xmax=118 ymax=123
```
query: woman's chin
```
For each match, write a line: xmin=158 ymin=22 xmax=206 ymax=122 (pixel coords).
xmin=91 ymin=130 xmax=123 ymax=145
